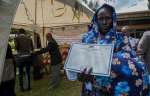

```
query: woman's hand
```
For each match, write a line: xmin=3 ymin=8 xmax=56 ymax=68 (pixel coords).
xmin=78 ymin=68 xmax=94 ymax=82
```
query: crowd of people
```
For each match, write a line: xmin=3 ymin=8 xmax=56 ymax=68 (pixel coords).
xmin=0 ymin=3 xmax=150 ymax=96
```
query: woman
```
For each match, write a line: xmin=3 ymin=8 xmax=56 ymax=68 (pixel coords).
xmin=66 ymin=4 xmax=149 ymax=96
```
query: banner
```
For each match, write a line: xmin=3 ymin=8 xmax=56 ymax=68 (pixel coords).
xmin=0 ymin=0 xmax=21 ymax=83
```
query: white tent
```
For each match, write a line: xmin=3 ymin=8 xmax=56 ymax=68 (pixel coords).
xmin=13 ymin=0 xmax=149 ymax=31
xmin=1 ymin=0 xmax=91 ymax=83
xmin=12 ymin=0 xmax=93 ymax=46
xmin=0 ymin=0 xmax=20 ymax=84
xmin=13 ymin=0 xmax=92 ymax=29
xmin=78 ymin=0 xmax=149 ymax=13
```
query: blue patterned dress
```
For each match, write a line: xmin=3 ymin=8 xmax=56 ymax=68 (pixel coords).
xmin=81 ymin=29 xmax=150 ymax=96
xmin=66 ymin=4 xmax=150 ymax=96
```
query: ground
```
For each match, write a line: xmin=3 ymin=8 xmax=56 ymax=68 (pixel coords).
xmin=15 ymin=74 xmax=82 ymax=96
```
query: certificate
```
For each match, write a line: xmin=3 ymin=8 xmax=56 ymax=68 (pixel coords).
xmin=64 ymin=43 xmax=114 ymax=76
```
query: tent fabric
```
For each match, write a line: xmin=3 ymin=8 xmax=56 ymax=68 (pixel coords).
xmin=13 ymin=0 xmax=91 ymax=28
xmin=13 ymin=0 xmax=149 ymax=29
xmin=0 ymin=0 xmax=21 ymax=84
xmin=78 ymin=0 xmax=149 ymax=13
xmin=12 ymin=0 xmax=150 ymax=46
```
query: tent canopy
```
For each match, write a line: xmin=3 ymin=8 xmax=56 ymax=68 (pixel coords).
xmin=13 ymin=0 xmax=150 ymax=32
xmin=13 ymin=0 xmax=91 ymax=29
xmin=78 ymin=0 xmax=149 ymax=13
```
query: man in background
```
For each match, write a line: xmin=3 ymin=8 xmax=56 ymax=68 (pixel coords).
xmin=44 ymin=33 xmax=62 ymax=88
xmin=137 ymin=31 xmax=150 ymax=93
xmin=14 ymin=28 xmax=33 ymax=91
xmin=33 ymin=32 xmax=62 ymax=88
xmin=121 ymin=26 xmax=139 ymax=51
xmin=137 ymin=31 xmax=150 ymax=74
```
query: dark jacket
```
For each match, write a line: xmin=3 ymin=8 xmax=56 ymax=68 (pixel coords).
xmin=6 ymin=44 xmax=13 ymax=59
xmin=6 ymin=44 xmax=16 ymax=73
xmin=33 ymin=38 xmax=62 ymax=65
xmin=14 ymin=34 xmax=33 ymax=54
xmin=46 ymin=39 xmax=62 ymax=65
xmin=2 ymin=44 xmax=16 ymax=81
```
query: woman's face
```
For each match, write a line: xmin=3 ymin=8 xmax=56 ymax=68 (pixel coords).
xmin=97 ymin=8 xmax=113 ymax=34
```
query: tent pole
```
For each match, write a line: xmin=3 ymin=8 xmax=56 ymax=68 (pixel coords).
xmin=41 ymin=0 xmax=45 ymax=47
xmin=35 ymin=0 xmax=37 ymax=25
xmin=33 ymin=0 xmax=37 ymax=48
xmin=42 ymin=27 xmax=45 ymax=47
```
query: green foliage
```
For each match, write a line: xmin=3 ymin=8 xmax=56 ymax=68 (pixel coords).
xmin=9 ymin=41 xmax=16 ymax=52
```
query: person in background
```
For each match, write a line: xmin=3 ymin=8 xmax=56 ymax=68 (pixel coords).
xmin=45 ymin=33 xmax=62 ymax=88
xmin=0 ymin=44 xmax=16 ymax=96
xmin=66 ymin=4 xmax=149 ymax=96
xmin=33 ymin=32 xmax=62 ymax=88
xmin=14 ymin=28 xmax=33 ymax=91
xmin=121 ymin=26 xmax=139 ymax=51
xmin=137 ymin=31 xmax=150 ymax=74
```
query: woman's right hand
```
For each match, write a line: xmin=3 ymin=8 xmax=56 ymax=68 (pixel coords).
xmin=78 ymin=68 xmax=94 ymax=82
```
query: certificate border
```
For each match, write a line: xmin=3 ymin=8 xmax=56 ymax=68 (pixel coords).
xmin=64 ymin=43 xmax=114 ymax=76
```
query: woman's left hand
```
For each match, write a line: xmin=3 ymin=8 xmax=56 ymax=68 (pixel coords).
xmin=78 ymin=68 xmax=94 ymax=82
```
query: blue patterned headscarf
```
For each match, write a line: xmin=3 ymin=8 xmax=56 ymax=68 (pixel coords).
xmin=82 ymin=4 xmax=118 ymax=43
xmin=92 ymin=4 xmax=117 ymax=32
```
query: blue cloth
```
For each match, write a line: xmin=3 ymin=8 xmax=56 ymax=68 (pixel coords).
xmin=81 ymin=4 xmax=150 ymax=96
xmin=66 ymin=4 xmax=150 ymax=96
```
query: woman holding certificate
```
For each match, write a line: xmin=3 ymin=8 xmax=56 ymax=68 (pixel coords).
xmin=66 ymin=4 xmax=150 ymax=96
